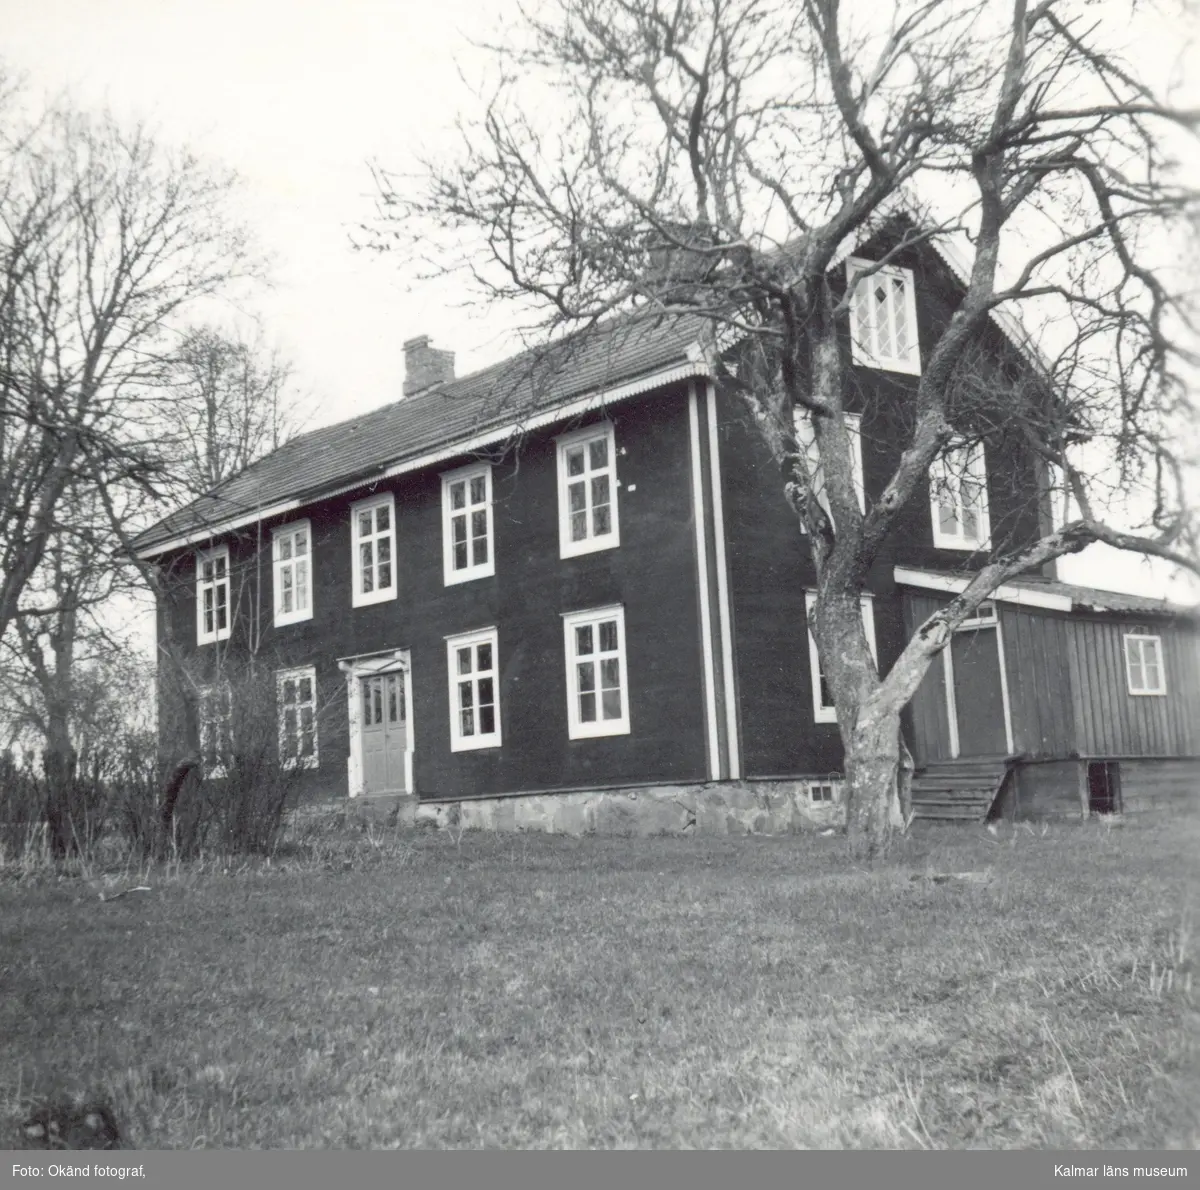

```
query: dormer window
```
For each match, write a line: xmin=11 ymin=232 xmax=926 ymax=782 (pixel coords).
xmin=847 ymin=258 xmax=920 ymax=375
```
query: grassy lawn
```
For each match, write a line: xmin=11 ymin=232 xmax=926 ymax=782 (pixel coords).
xmin=1 ymin=814 xmax=1196 ymax=1149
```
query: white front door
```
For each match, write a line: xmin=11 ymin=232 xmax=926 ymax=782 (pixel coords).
xmin=361 ymin=672 xmax=408 ymax=794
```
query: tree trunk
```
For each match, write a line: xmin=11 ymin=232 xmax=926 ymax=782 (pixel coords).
xmin=844 ymin=708 xmax=904 ymax=862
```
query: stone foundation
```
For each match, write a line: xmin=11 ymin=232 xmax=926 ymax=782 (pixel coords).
xmin=356 ymin=780 xmax=846 ymax=837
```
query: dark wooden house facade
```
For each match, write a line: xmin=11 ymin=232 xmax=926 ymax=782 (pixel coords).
xmin=132 ymin=241 xmax=1200 ymax=826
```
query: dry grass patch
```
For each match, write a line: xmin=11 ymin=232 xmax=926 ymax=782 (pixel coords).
xmin=0 ymin=814 xmax=1195 ymax=1148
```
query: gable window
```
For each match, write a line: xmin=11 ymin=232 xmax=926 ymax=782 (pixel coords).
xmin=196 ymin=545 xmax=231 ymax=645
xmin=278 ymin=666 xmax=319 ymax=769
xmin=351 ymin=494 xmax=396 ymax=607
xmin=273 ymin=521 xmax=313 ymax=626
xmin=557 ymin=423 xmax=620 ymax=558
xmin=930 ymin=443 xmax=991 ymax=551
xmin=794 ymin=410 xmax=864 ymax=528
xmin=846 ymin=257 xmax=920 ymax=374
xmin=442 ymin=463 xmax=495 ymax=585
xmin=199 ymin=682 xmax=232 ymax=778
xmin=563 ymin=605 xmax=630 ymax=738
xmin=1124 ymin=629 xmax=1166 ymax=696
xmin=447 ymin=627 xmax=501 ymax=750
xmin=805 ymin=592 xmax=877 ymax=724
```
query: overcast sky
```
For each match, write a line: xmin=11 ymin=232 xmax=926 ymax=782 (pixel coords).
xmin=3 ymin=0 xmax=1197 ymax=600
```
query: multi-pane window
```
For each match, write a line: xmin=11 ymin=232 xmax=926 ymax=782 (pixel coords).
xmin=442 ymin=464 xmax=495 ymax=585
xmin=199 ymin=683 xmax=232 ymax=778
xmin=196 ymin=546 xmax=231 ymax=645
xmin=793 ymin=410 xmax=865 ymax=529
xmin=563 ymin=606 xmax=630 ymax=738
xmin=447 ymin=628 xmax=501 ymax=750
xmin=557 ymin=423 xmax=620 ymax=558
xmin=351 ymin=494 xmax=396 ymax=607
xmin=277 ymin=666 xmax=319 ymax=769
xmin=273 ymin=521 xmax=312 ymax=626
xmin=930 ymin=442 xmax=991 ymax=550
xmin=1124 ymin=629 xmax=1166 ymax=696
xmin=846 ymin=258 xmax=921 ymax=375
xmin=808 ymin=780 xmax=842 ymax=804
xmin=805 ymin=592 xmax=877 ymax=724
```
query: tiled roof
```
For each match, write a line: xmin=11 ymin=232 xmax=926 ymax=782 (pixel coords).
xmin=132 ymin=313 xmax=708 ymax=555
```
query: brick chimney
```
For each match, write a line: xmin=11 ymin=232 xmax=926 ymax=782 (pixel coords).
xmin=403 ymin=335 xmax=455 ymax=397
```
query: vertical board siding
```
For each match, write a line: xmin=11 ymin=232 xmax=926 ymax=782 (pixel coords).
xmin=997 ymin=604 xmax=1075 ymax=757
xmin=1064 ymin=614 xmax=1200 ymax=757
xmin=903 ymin=597 xmax=1200 ymax=766
xmin=903 ymin=592 xmax=954 ymax=764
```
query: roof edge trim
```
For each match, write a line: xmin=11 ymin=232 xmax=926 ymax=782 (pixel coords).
xmin=136 ymin=355 xmax=708 ymax=559
xmin=893 ymin=566 xmax=1073 ymax=612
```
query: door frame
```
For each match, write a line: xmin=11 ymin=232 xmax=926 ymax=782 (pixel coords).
xmin=338 ymin=648 xmax=413 ymax=797
xmin=942 ymin=605 xmax=1014 ymax=759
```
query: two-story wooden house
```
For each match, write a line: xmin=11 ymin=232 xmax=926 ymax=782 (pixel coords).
xmin=132 ymin=239 xmax=1200 ymax=832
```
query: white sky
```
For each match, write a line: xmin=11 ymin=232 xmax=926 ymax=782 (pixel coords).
xmin=2 ymin=0 xmax=1197 ymax=602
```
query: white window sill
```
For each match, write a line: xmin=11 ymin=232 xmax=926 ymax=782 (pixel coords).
xmin=560 ymin=533 xmax=620 ymax=561
xmin=450 ymin=734 xmax=502 ymax=752
xmin=274 ymin=608 xmax=313 ymax=628
xmin=352 ymin=587 xmax=397 ymax=609
xmin=568 ymin=719 xmax=630 ymax=740
xmin=444 ymin=562 xmax=496 ymax=587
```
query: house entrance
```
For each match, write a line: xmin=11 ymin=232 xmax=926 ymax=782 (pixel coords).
xmin=946 ymin=605 xmax=1013 ymax=758
xmin=338 ymin=649 xmax=412 ymax=798
xmin=361 ymin=672 xmax=408 ymax=795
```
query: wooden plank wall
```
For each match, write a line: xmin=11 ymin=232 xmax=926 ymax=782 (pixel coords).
xmin=903 ymin=592 xmax=954 ymax=765
xmin=1119 ymin=758 xmax=1200 ymax=815
xmin=906 ymin=595 xmax=1200 ymax=764
xmin=997 ymin=605 xmax=1077 ymax=756
xmin=1014 ymin=760 xmax=1083 ymax=820
xmin=1063 ymin=615 xmax=1200 ymax=757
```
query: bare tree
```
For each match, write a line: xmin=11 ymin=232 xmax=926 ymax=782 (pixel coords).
xmin=0 ymin=94 xmax=253 ymax=644
xmin=372 ymin=0 xmax=1200 ymax=856
xmin=156 ymin=324 xmax=303 ymax=499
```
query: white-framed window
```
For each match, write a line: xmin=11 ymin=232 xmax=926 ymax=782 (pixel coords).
xmin=447 ymin=627 xmax=502 ymax=751
xmin=794 ymin=410 xmax=865 ymax=529
xmin=846 ymin=257 xmax=921 ymax=374
xmin=557 ymin=423 xmax=620 ymax=558
xmin=1124 ymin=629 xmax=1166 ymax=696
xmin=563 ymin=605 xmax=630 ymax=738
xmin=805 ymin=592 xmax=877 ymax=724
xmin=442 ymin=463 xmax=495 ymax=585
xmin=808 ymin=779 xmax=843 ymax=804
xmin=199 ymin=682 xmax=232 ymax=778
xmin=272 ymin=520 xmax=313 ymax=626
xmin=277 ymin=666 xmax=319 ymax=769
xmin=196 ymin=545 xmax=231 ymax=645
xmin=351 ymin=493 xmax=396 ymax=607
xmin=930 ymin=442 xmax=991 ymax=551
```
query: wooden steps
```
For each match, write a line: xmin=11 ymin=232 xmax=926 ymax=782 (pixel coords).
xmin=911 ymin=756 xmax=1013 ymax=823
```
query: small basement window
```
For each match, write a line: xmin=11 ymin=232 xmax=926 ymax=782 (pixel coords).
xmin=1086 ymin=761 xmax=1121 ymax=816
xmin=808 ymin=780 xmax=841 ymax=804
